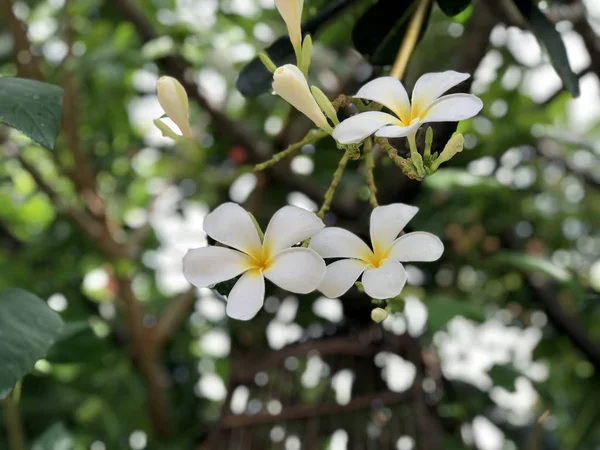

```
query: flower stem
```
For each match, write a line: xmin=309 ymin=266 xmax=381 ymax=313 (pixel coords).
xmin=317 ymin=151 xmax=351 ymax=219
xmin=363 ymin=138 xmax=378 ymax=208
xmin=389 ymin=0 xmax=431 ymax=80
xmin=2 ymin=385 xmax=27 ymax=450
xmin=253 ymin=129 xmax=328 ymax=172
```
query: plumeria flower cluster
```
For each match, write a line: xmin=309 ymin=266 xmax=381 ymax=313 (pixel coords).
xmin=183 ymin=203 xmax=442 ymax=321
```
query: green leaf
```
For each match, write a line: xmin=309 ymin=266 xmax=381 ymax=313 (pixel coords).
xmin=47 ymin=321 xmax=105 ymax=363
xmin=31 ymin=422 xmax=74 ymax=450
xmin=236 ymin=0 xmax=354 ymax=97
xmin=0 ymin=77 xmax=64 ymax=150
xmin=426 ymin=295 xmax=485 ymax=332
xmin=352 ymin=0 xmax=432 ymax=65
xmin=493 ymin=252 xmax=572 ymax=284
xmin=436 ymin=0 xmax=471 ymax=17
xmin=513 ymin=0 xmax=579 ymax=97
xmin=0 ymin=288 xmax=64 ymax=397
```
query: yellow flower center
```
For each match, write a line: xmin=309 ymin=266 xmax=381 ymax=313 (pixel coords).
xmin=247 ymin=246 xmax=273 ymax=272
xmin=361 ymin=245 xmax=390 ymax=269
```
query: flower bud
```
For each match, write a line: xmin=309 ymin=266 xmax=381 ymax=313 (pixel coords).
xmin=156 ymin=76 xmax=192 ymax=138
xmin=371 ymin=307 xmax=388 ymax=323
xmin=272 ymin=64 xmax=332 ymax=133
xmin=311 ymin=85 xmax=339 ymax=125
xmin=275 ymin=0 xmax=303 ymax=59
xmin=430 ymin=133 xmax=464 ymax=171
xmin=300 ymin=35 xmax=312 ymax=75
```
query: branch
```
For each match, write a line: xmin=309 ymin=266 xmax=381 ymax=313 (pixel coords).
xmin=0 ymin=0 xmax=42 ymax=80
xmin=153 ymin=288 xmax=195 ymax=350
xmin=220 ymin=390 xmax=412 ymax=429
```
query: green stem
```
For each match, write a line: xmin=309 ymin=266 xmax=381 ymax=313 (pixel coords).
xmin=363 ymin=138 xmax=378 ymax=208
xmin=252 ymin=129 xmax=328 ymax=172
xmin=407 ymin=133 xmax=425 ymax=177
xmin=2 ymin=386 xmax=27 ymax=450
xmin=317 ymin=151 xmax=351 ymax=219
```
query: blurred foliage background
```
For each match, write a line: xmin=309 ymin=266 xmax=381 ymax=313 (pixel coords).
xmin=1 ymin=0 xmax=600 ymax=449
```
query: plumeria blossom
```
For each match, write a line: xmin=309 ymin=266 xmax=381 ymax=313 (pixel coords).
xmin=272 ymin=64 xmax=333 ymax=133
xmin=156 ymin=76 xmax=192 ymax=138
xmin=332 ymin=71 xmax=483 ymax=144
xmin=309 ymin=204 xmax=443 ymax=299
xmin=183 ymin=203 xmax=326 ymax=320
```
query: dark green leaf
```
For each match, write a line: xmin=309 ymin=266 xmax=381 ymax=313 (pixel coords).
xmin=436 ymin=0 xmax=471 ymax=17
xmin=426 ymin=295 xmax=485 ymax=332
xmin=236 ymin=0 xmax=357 ymax=97
xmin=352 ymin=0 xmax=432 ymax=65
xmin=0 ymin=77 xmax=64 ymax=150
xmin=513 ymin=0 xmax=579 ymax=96
xmin=31 ymin=423 xmax=74 ymax=450
xmin=47 ymin=321 xmax=105 ymax=363
xmin=0 ymin=288 xmax=64 ymax=398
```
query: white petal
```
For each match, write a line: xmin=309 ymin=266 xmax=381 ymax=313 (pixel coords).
xmin=183 ymin=246 xmax=251 ymax=288
xmin=318 ymin=259 xmax=367 ymax=298
xmin=309 ymin=227 xmax=371 ymax=259
xmin=362 ymin=260 xmax=407 ymax=299
xmin=226 ymin=270 xmax=265 ymax=320
xmin=332 ymin=112 xmax=400 ymax=144
xmin=355 ymin=77 xmax=411 ymax=123
xmin=263 ymin=205 xmax=324 ymax=254
xmin=411 ymin=71 xmax=470 ymax=117
xmin=370 ymin=203 xmax=419 ymax=253
xmin=390 ymin=232 xmax=444 ymax=262
xmin=420 ymin=94 xmax=483 ymax=124
xmin=264 ymin=248 xmax=326 ymax=294
xmin=374 ymin=119 xmax=421 ymax=138
xmin=203 ymin=203 xmax=262 ymax=255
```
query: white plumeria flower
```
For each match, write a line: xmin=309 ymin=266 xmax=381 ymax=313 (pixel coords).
xmin=275 ymin=0 xmax=303 ymax=57
xmin=156 ymin=76 xmax=192 ymax=138
xmin=183 ymin=203 xmax=326 ymax=320
xmin=332 ymin=71 xmax=483 ymax=144
xmin=272 ymin=64 xmax=333 ymax=133
xmin=309 ymin=204 xmax=443 ymax=299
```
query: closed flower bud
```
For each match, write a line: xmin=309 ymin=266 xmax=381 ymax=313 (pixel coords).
xmin=371 ymin=307 xmax=388 ymax=323
xmin=430 ymin=133 xmax=464 ymax=171
xmin=275 ymin=0 xmax=303 ymax=58
xmin=156 ymin=76 xmax=192 ymax=138
xmin=272 ymin=64 xmax=332 ymax=133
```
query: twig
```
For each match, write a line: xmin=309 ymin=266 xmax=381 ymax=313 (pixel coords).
xmin=363 ymin=138 xmax=378 ymax=208
xmin=253 ymin=129 xmax=328 ymax=172
xmin=317 ymin=151 xmax=351 ymax=219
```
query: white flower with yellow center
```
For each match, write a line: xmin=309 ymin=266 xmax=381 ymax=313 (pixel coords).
xmin=332 ymin=71 xmax=483 ymax=144
xmin=309 ymin=204 xmax=443 ymax=299
xmin=183 ymin=203 xmax=326 ymax=320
